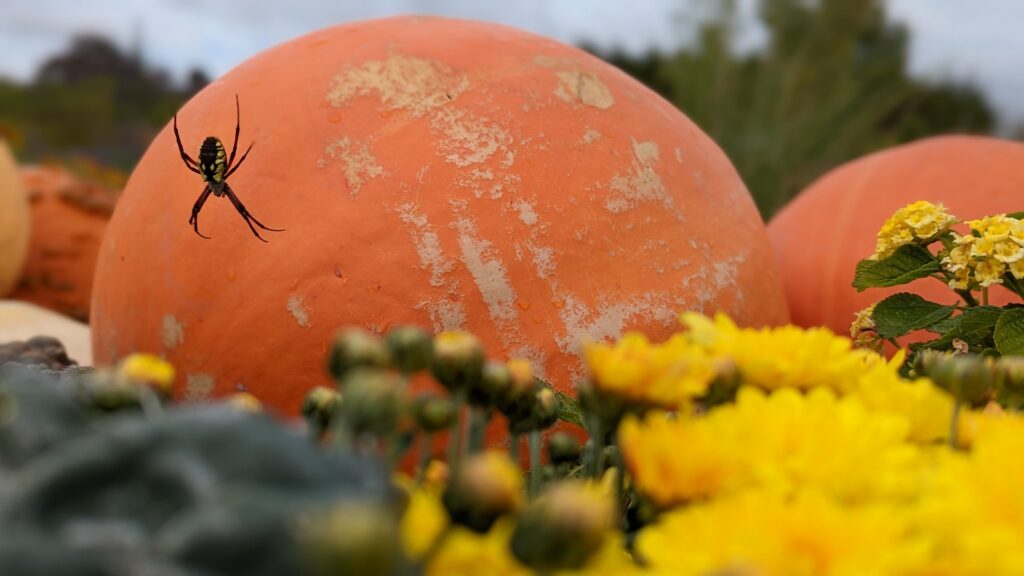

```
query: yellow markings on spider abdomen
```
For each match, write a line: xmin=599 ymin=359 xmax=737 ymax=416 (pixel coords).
xmin=199 ymin=138 xmax=227 ymax=183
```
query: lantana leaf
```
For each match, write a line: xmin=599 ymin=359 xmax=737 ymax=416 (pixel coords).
xmin=871 ymin=293 xmax=956 ymax=339
xmin=995 ymin=307 xmax=1024 ymax=356
xmin=852 ymin=244 xmax=941 ymax=292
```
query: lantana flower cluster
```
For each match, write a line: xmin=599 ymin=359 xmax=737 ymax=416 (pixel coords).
xmin=871 ymin=200 xmax=956 ymax=260
xmin=944 ymin=214 xmax=1024 ymax=289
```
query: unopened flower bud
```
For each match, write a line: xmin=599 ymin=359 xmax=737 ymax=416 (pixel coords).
xmin=476 ymin=361 xmax=511 ymax=407
xmin=327 ymin=328 xmax=391 ymax=382
xmin=430 ymin=331 xmax=485 ymax=394
xmin=117 ymin=353 xmax=175 ymax=395
xmin=337 ymin=369 xmax=406 ymax=436
xmin=385 ymin=326 xmax=433 ymax=375
xmin=530 ymin=388 xmax=559 ymax=431
xmin=998 ymin=357 xmax=1024 ymax=393
xmin=510 ymin=482 xmax=614 ymax=571
xmin=443 ymin=451 xmax=523 ymax=533
xmin=302 ymin=385 xmax=343 ymax=433
xmin=301 ymin=501 xmax=402 ymax=576
xmin=83 ymin=368 xmax=142 ymax=411
xmin=226 ymin=392 xmax=262 ymax=413
xmin=424 ymin=460 xmax=450 ymax=487
xmin=547 ymin=432 xmax=581 ymax=465
xmin=412 ymin=394 xmax=457 ymax=433
xmin=499 ymin=358 xmax=538 ymax=426
xmin=919 ymin=352 xmax=994 ymax=406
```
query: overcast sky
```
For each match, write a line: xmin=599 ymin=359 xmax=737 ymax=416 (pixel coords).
xmin=2 ymin=0 xmax=1022 ymax=129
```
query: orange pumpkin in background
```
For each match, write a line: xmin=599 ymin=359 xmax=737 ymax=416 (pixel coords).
xmin=769 ymin=135 xmax=1024 ymax=335
xmin=91 ymin=16 xmax=788 ymax=417
xmin=0 ymin=140 xmax=29 ymax=297
xmin=12 ymin=165 xmax=118 ymax=321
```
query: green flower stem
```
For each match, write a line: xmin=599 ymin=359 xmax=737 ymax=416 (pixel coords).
xmin=448 ymin=390 xmax=466 ymax=478
xmin=508 ymin=432 xmax=521 ymax=462
xmin=138 ymin=387 xmax=164 ymax=420
xmin=467 ymin=406 xmax=489 ymax=454
xmin=612 ymin=446 xmax=626 ymax=522
xmin=528 ymin=430 xmax=542 ymax=495
xmin=983 ymin=288 xmax=990 ymax=306
xmin=587 ymin=415 xmax=604 ymax=480
xmin=417 ymin=432 xmax=432 ymax=484
xmin=955 ymin=289 xmax=979 ymax=307
xmin=949 ymin=398 xmax=962 ymax=449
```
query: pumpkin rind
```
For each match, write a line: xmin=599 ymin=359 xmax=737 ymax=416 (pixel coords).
xmin=0 ymin=141 xmax=30 ymax=297
xmin=769 ymin=135 xmax=1024 ymax=334
xmin=91 ymin=16 xmax=788 ymax=415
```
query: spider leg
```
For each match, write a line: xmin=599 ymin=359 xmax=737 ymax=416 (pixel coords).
xmin=188 ymin=186 xmax=214 ymax=239
xmin=224 ymin=184 xmax=284 ymax=243
xmin=225 ymin=94 xmax=241 ymax=172
xmin=224 ymin=141 xmax=253 ymax=178
xmin=173 ymin=114 xmax=201 ymax=174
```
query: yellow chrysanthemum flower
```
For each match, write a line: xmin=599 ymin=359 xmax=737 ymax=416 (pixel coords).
xmin=850 ymin=356 xmax=959 ymax=444
xmin=636 ymin=490 xmax=927 ymax=576
xmin=679 ymin=312 xmax=881 ymax=393
xmin=584 ymin=332 xmax=716 ymax=409
xmin=426 ymin=520 xmax=529 ymax=576
xmin=398 ymin=481 xmax=449 ymax=561
xmin=620 ymin=387 xmax=921 ymax=508
xmin=909 ymin=414 xmax=1024 ymax=574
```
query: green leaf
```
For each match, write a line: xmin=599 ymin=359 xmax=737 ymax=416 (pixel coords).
xmin=995 ymin=308 xmax=1024 ymax=356
xmin=555 ymin=390 xmax=582 ymax=427
xmin=1003 ymin=273 xmax=1024 ymax=300
xmin=852 ymin=244 xmax=941 ymax=292
xmin=1006 ymin=211 xmax=1024 ymax=220
xmin=917 ymin=306 xmax=1004 ymax=351
xmin=871 ymin=293 xmax=956 ymax=339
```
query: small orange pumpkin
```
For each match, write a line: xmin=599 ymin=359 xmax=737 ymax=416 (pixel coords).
xmin=0 ymin=140 xmax=29 ymax=297
xmin=91 ymin=16 xmax=788 ymax=419
xmin=769 ymin=135 xmax=1024 ymax=335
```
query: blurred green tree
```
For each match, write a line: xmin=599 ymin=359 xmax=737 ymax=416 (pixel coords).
xmin=0 ymin=34 xmax=205 ymax=171
xmin=594 ymin=0 xmax=994 ymax=217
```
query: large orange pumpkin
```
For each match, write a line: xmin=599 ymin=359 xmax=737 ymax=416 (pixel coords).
xmin=91 ymin=16 xmax=788 ymax=415
xmin=769 ymin=135 xmax=1024 ymax=335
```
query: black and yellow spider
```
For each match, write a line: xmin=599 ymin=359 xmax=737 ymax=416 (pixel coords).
xmin=173 ymin=95 xmax=283 ymax=242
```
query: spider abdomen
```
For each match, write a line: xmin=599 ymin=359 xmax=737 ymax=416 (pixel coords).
xmin=198 ymin=137 xmax=227 ymax=187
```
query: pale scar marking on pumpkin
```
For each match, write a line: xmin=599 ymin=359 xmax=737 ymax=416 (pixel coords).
xmin=325 ymin=53 xmax=469 ymax=117
xmin=514 ymin=200 xmax=538 ymax=226
xmin=681 ymin=251 xmax=749 ymax=313
xmin=555 ymin=293 xmax=680 ymax=381
xmin=675 ymin=148 xmax=684 ymax=164
xmin=554 ymin=70 xmax=614 ymax=110
xmin=184 ymin=373 xmax=215 ymax=402
xmin=287 ymin=295 xmax=312 ymax=328
xmin=581 ymin=128 xmax=602 ymax=144
xmin=161 ymin=314 xmax=185 ymax=349
xmin=416 ymin=299 xmax=468 ymax=333
xmin=432 ymin=108 xmax=513 ymax=168
xmin=452 ymin=206 xmax=519 ymax=328
xmin=606 ymin=140 xmax=674 ymax=216
xmin=318 ymin=137 xmax=385 ymax=197
xmin=397 ymin=203 xmax=458 ymax=288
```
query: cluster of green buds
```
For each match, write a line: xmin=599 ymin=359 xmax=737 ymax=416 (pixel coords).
xmin=312 ymin=325 xmax=565 ymax=481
